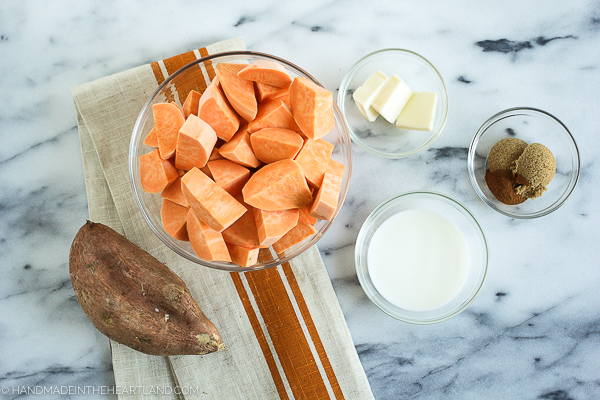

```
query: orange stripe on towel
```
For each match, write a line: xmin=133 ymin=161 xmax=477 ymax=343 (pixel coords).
xmin=151 ymin=48 xmax=210 ymax=103
xmin=199 ymin=47 xmax=216 ymax=81
xmin=282 ymin=262 xmax=344 ymax=399
xmin=163 ymin=51 xmax=203 ymax=103
xmin=230 ymin=273 xmax=290 ymax=399
xmin=163 ymin=51 xmax=197 ymax=76
xmin=244 ymin=266 xmax=331 ymax=400
xmin=150 ymin=62 xmax=165 ymax=86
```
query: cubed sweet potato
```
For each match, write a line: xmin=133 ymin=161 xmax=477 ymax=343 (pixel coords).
xmin=222 ymin=195 xmax=262 ymax=248
xmin=198 ymin=79 xmax=240 ymax=142
xmin=175 ymin=115 xmax=218 ymax=170
xmin=161 ymin=199 xmax=190 ymax=241
xmin=143 ymin=126 xmax=158 ymax=148
xmin=242 ymin=159 xmax=312 ymax=211
xmin=309 ymin=159 xmax=344 ymax=221
xmin=182 ymin=90 xmax=202 ymax=119
xmin=253 ymin=208 xmax=299 ymax=246
xmin=237 ymin=60 xmax=292 ymax=88
xmin=181 ymin=168 xmax=246 ymax=232
xmin=226 ymin=242 xmax=259 ymax=268
xmin=139 ymin=149 xmax=178 ymax=193
xmin=289 ymin=77 xmax=335 ymax=140
xmin=219 ymin=125 xmax=261 ymax=168
xmin=207 ymin=159 xmax=250 ymax=196
xmin=153 ymin=103 xmax=185 ymax=159
xmin=272 ymin=222 xmax=316 ymax=254
xmin=250 ymin=128 xmax=304 ymax=164
xmin=247 ymin=99 xmax=300 ymax=134
xmin=294 ymin=139 xmax=335 ymax=188
xmin=187 ymin=209 xmax=231 ymax=262
xmin=216 ymin=63 xmax=257 ymax=122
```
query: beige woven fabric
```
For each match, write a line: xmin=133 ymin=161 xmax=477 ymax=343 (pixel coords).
xmin=72 ymin=37 xmax=373 ymax=400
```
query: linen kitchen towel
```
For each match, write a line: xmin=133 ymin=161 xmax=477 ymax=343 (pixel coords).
xmin=72 ymin=37 xmax=374 ymax=400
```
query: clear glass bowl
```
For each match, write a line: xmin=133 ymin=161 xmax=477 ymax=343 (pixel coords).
xmin=355 ymin=191 xmax=488 ymax=324
xmin=468 ymin=107 xmax=580 ymax=218
xmin=338 ymin=48 xmax=449 ymax=158
xmin=129 ymin=51 xmax=352 ymax=272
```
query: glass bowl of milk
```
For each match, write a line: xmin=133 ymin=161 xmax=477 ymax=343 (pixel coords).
xmin=355 ymin=191 xmax=488 ymax=324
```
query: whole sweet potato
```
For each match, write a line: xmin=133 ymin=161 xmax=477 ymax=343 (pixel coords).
xmin=69 ymin=221 xmax=224 ymax=356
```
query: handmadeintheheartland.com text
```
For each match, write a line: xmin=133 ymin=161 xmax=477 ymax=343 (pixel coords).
xmin=2 ymin=385 xmax=201 ymax=396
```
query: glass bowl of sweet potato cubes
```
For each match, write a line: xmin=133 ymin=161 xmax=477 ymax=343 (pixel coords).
xmin=129 ymin=51 xmax=352 ymax=271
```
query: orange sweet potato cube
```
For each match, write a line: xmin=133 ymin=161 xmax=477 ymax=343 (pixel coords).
xmin=161 ymin=199 xmax=190 ymax=241
xmin=143 ymin=126 xmax=158 ymax=148
xmin=250 ymin=128 xmax=304 ymax=164
xmin=175 ymin=115 xmax=218 ymax=170
xmin=182 ymin=90 xmax=202 ymax=119
xmin=272 ymin=222 xmax=316 ymax=254
xmin=237 ymin=60 xmax=292 ymax=88
xmin=198 ymin=78 xmax=240 ymax=142
xmin=222 ymin=195 xmax=262 ymax=248
xmin=289 ymin=77 xmax=335 ymax=140
xmin=309 ymin=159 xmax=344 ymax=221
xmin=160 ymin=176 xmax=190 ymax=207
xmin=254 ymin=82 xmax=290 ymax=103
xmin=242 ymin=159 xmax=312 ymax=211
xmin=139 ymin=149 xmax=178 ymax=193
xmin=253 ymin=208 xmax=299 ymax=247
xmin=187 ymin=209 xmax=231 ymax=262
xmin=298 ymin=206 xmax=318 ymax=226
xmin=226 ymin=242 xmax=259 ymax=268
xmin=153 ymin=103 xmax=185 ymax=159
xmin=247 ymin=99 xmax=300 ymax=134
xmin=216 ymin=63 xmax=257 ymax=122
xmin=294 ymin=139 xmax=335 ymax=188
xmin=207 ymin=159 xmax=250 ymax=196
xmin=219 ymin=125 xmax=261 ymax=168
xmin=181 ymin=168 xmax=246 ymax=232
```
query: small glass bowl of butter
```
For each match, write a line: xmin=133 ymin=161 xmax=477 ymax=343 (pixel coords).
xmin=338 ymin=49 xmax=449 ymax=158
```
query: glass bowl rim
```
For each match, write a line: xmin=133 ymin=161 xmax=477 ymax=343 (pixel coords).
xmin=355 ymin=190 xmax=489 ymax=324
xmin=128 ymin=50 xmax=353 ymax=272
xmin=338 ymin=48 xmax=449 ymax=159
xmin=467 ymin=106 xmax=581 ymax=219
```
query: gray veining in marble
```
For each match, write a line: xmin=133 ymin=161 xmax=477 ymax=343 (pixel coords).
xmin=1 ymin=1 xmax=599 ymax=399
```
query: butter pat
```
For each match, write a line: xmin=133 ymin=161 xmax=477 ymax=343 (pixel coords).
xmin=395 ymin=92 xmax=437 ymax=131
xmin=352 ymin=70 xmax=388 ymax=122
xmin=371 ymin=74 xmax=413 ymax=124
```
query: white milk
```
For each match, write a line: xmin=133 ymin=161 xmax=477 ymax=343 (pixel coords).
xmin=367 ymin=209 xmax=469 ymax=312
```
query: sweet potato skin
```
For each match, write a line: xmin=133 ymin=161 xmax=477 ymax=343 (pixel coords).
xmin=69 ymin=221 xmax=224 ymax=356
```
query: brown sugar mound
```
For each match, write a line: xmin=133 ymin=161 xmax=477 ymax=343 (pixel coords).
xmin=512 ymin=143 xmax=556 ymax=199
xmin=487 ymin=137 xmax=528 ymax=172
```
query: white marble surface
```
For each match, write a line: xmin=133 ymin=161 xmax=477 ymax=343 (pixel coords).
xmin=1 ymin=1 xmax=599 ymax=399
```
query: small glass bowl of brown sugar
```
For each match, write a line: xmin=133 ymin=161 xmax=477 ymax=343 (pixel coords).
xmin=468 ymin=107 xmax=580 ymax=218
